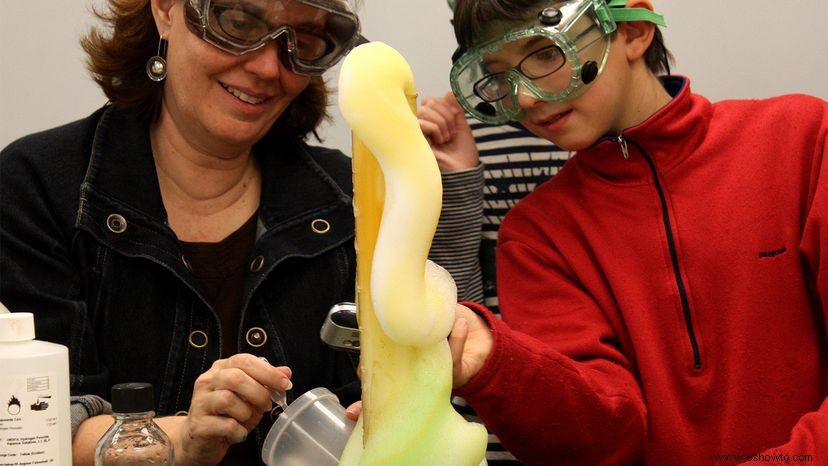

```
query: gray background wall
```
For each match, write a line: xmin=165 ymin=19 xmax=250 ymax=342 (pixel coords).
xmin=2 ymin=1 xmax=826 ymax=153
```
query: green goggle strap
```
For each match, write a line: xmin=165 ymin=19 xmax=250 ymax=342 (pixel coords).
xmin=605 ymin=0 xmax=667 ymax=26
xmin=448 ymin=1 xmax=665 ymax=26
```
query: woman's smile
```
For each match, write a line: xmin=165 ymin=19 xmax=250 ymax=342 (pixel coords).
xmin=219 ymin=82 xmax=269 ymax=105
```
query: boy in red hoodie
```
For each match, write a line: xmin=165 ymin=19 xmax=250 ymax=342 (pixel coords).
xmin=426 ymin=0 xmax=828 ymax=464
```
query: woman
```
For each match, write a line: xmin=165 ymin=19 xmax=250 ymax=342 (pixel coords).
xmin=0 ymin=0 xmax=363 ymax=464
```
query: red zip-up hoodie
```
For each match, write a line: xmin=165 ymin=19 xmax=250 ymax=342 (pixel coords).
xmin=456 ymin=77 xmax=828 ymax=466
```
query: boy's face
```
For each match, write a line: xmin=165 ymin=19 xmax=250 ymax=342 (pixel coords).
xmin=517 ymin=32 xmax=634 ymax=151
xmin=450 ymin=0 xmax=667 ymax=150
xmin=449 ymin=0 xmax=617 ymax=125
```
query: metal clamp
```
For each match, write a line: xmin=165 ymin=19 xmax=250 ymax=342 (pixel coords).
xmin=320 ymin=302 xmax=360 ymax=353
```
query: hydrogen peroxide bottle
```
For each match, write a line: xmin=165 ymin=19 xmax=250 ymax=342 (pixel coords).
xmin=0 ymin=304 xmax=72 ymax=464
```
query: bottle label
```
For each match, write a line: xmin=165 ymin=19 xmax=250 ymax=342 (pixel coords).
xmin=0 ymin=371 xmax=61 ymax=465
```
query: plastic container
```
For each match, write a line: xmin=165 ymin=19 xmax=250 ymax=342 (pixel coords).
xmin=94 ymin=382 xmax=174 ymax=465
xmin=0 ymin=308 xmax=72 ymax=465
xmin=261 ymin=387 xmax=355 ymax=466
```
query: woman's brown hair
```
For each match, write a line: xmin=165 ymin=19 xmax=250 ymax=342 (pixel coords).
xmin=81 ymin=0 xmax=329 ymax=140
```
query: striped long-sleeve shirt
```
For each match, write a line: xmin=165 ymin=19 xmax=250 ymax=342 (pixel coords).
xmin=431 ymin=120 xmax=572 ymax=312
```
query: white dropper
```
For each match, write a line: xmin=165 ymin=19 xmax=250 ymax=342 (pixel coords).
xmin=259 ymin=357 xmax=288 ymax=413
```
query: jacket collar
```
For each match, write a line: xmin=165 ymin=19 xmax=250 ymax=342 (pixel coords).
xmin=81 ymin=104 xmax=351 ymax=231
xmin=253 ymin=130 xmax=352 ymax=235
xmin=78 ymin=105 xmax=353 ymax=263
xmin=575 ymin=76 xmax=714 ymax=183
xmin=84 ymin=104 xmax=167 ymax=221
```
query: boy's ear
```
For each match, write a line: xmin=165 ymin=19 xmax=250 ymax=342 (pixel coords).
xmin=150 ymin=0 xmax=176 ymax=37
xmin=618 ymin=0 xmax=657 ymax=62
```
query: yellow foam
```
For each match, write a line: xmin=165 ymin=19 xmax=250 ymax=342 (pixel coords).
xmin=338 ymin=42 xmax=488 ymax=466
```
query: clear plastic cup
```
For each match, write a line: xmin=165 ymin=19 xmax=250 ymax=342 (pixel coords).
xmin=261 ymin=387 xmax=355 ymax=466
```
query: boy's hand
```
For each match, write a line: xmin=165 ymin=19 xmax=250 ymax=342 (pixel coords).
xmin=448 ymin=304 xmax=494 ymax=388
xmin=345 ymin=304 xmax=493 ymax=413
xmin=418 ymin=92 xmax=480 ymax=172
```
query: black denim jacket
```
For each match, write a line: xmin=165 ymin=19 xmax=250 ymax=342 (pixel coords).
xmin=0 ymin=104 xmax=359 ymax=455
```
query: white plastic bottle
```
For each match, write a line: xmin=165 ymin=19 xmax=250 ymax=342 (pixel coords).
xmin=0 ymin=303 xmax=72 ymax=465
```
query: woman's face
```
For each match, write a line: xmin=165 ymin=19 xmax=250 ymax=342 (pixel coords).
xmin=158 ymin=1 xmax=311 ymax=155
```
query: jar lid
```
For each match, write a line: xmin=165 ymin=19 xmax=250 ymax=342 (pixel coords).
xmin=111 ymin=382 xmax=155 ymax=413
xmin=0 ymin=312 xmax=36 ymax=342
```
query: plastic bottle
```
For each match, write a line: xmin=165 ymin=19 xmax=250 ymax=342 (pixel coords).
xmin=94 ymin=382 xmax=174 ymax=465
xmin=0 ymin=303 xmax=72 ymax=465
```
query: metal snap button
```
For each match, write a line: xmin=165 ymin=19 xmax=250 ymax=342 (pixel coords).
xmin=106 ymin=214 xmax=128 ymax=234
xmin=246 ymin=327 xmax=267 ymax=347
xmin=250 ymin=255 xmax=265 ymax=272
xmin=188 ymin=330 xmax=208 ymax=349
xmin=311 ymin=218 xmax=331 ymax=234
xmin=181 ymin=255 xmax=192 ymax=271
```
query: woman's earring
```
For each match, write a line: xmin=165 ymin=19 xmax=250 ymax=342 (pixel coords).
xmin=146 ymin=35 xmax=168 ymax=82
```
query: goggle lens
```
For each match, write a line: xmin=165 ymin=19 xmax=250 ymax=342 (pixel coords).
xmin=472 ymin=41 xmax=567 ymax=104
xmin=187 ymin=0 xmax=361 ymax=75
xmin=209 ymin=4 xmax=332 ymax=60
xmin=450 ymin=0 xmax=615 ymax=123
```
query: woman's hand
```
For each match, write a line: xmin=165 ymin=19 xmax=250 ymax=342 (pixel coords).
xmin=418 ymin=92 xmax=480 ymax=172
xmin=175 ymin=354 xmax=292 ymax=465
xmin=345 ymin=400 xmax=362 ymax=421
xmin=448 ymin=304 xmax=494 ymax=388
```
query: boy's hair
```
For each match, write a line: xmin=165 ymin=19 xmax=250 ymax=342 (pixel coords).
xmin=81 ymin=0 xmax=329 ymax=140
xmin=452 ymin=0 xmax=672 ymax=75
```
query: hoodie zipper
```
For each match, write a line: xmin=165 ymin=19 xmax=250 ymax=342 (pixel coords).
xmin=618 ymin=135 xmax=702 ymax=369
xmin=616 ymin=135 xmax=630 ymax=159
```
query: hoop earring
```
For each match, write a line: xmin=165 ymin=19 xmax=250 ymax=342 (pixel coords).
xmin=146 ymin=35 xmax=168 ymax=82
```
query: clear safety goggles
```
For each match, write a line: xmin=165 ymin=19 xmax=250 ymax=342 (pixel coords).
xmin=450 ymin=0 xmax=664 ymax=124
xmin=185 ymin=0 xmax=364 ymax=76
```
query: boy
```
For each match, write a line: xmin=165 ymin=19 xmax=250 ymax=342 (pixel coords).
xmin=435 ymin=0 xmax=827 ymax=464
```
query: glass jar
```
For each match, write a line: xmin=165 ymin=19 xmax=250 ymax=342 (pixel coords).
xmin=94 ymin=382 xmax=174 ymax=465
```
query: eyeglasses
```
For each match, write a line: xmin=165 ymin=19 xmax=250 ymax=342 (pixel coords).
xmin=471 ymin=22 xmax=605 ymax=104
xmin=473 ymin=43 xmax=566 ymax=103
xmin=184 ymin=0 xmax=364 ymax=76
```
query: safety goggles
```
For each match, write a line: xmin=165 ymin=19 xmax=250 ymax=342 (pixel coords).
xmin=184 ymin=0 xmax=363 ymax=76
xmin=450 ymin=0 xmax=665 ymax=124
